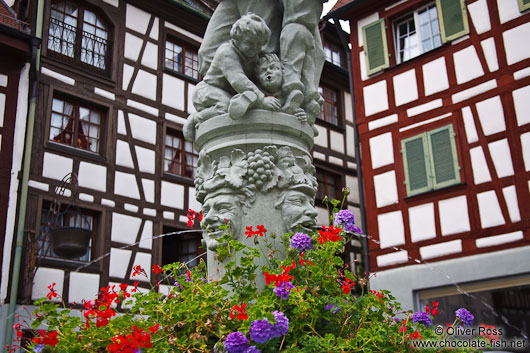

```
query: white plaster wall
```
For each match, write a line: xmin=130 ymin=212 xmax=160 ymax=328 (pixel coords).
xmin=407 ymin=99 xmax=442 ymax=117
xmin=329 ymin=130 xmax=345 ymax=154
xmin=143 ymin=208 xmax=156 ymax=217
xmin=189 ymin=187 xmax=202 ymax=211
xmin=0 ymin=93 xmax=5 ymax=126
xmin=139 ymin=220 xmax=153 ymax=250
xmin=453 ymin=46 xmax=484 ymax=84
xmin=128 ymin=113 xmax=157 ymax=145
xmin=419 ymin=240 xmax=462 ymax=260
xmin=1 ymin=64 xmax=29 ymax=302
xmin=438 ymin=195 xmax=470 ymax=235
xmin=94 ymin=87 xmax=115 ymax=101
xmin=41 ymin=67 xmax=75 ymax=86
xmin=124 ymin=203 xmax=138 ymax=213
xmin=126 ymin=4 xmax=151 ymax=34
xmin=102 ymin=0 xmax=118 ymax=7
xmin=357 ymin=12 xmax=379 ymax=47
xmin=166 ymin=112 xmax=187 ymax=125
xmin=117 ymin=110 xmax=126 ymax=135
xmin=135 ymin=146 xmax=155 ymax=174
xmin=78 ymin=162 xmax=107 ymax=192
xmin=32 ymin=267 xmax=64 ymax=301
xmin=393 ymin=69 xmax=418 ymax=106
xmin=345 ymin=175 xmax=359 ymax=204
xmin=114 ymin=171 xmax=140 ymax=199
xmin=422 ymin=57 xmax=449 ymax=96
xmin=123 ymin=64 xmax=134 ymax=90
xmin=314 ymin=125 xmax=328 ymax=147
xmin=109 ymin=248 xmax=132 ymax=278
xmin=79 ymin=193 xmax=94 ymax=202
xmin=344 ymin=92 xmax=353 ymax=122
xmin=42 ymin=152 xmax=73 ymax=180
xmin=502 ymin=185 xmax=521 ymax=222
xmin=451 ymin=79 xmax=497 ymax=103
xmin=497 ymin=0 xmax=523 ymax=24
xmin=369 ymin=132 xmax=394 ymax=169
xmin=128 ymin=99 xmax=158 ymax=117
xmin=116 ymin=140 xmax=134 ymax=168
xmin=512 ymin=84 xmax=530 ymax=126
xmin=124 ymin=33 xmax=143 ymax=62
xmin=68 ymin=272 xmax=100 ymax=303
xmin=130 ymin=252 xmax=151 ymax=282
xmin=477 ymin=190 xmax=505 ymax=228
xmin=317 ymin=207 xmax=328 ymax=226
xmin=409 ymin=203 xmax=436 ymax=243
xmin=131 ymin=70 xmax=157 ymax=101
xmin=161 ymin=181 xmax=184 ymax=209
xmin=111 ymin=212 xmax=142 ymax=244
xmin=476 ymin=231 xmax=523 ymax=248
xmin=188 ymin=83 xmax=196 ymax=114
xmin=377 ymin=250 xmax=408 ymax=267
xmin=313 ymin=151 xmax=325 ymax=160
xmin=503 ymin=22 xmax=530 ymax=65
xmin=346 ymin=126 xmax=355 ymax=157
xmin=475 ymin=96 xmax=506 ymax=135
xmin=150 ymin=18 xmax=159 ymax=40
xmin=461 ymin=106 xmax=479 ymax=143
xmin=142 ymin=178 xmax=155 ymax=203
xmin=141 ymin=42 xmax=158 ymax=70
xmin=469 ymin=147 xmax=492 ymax=184
xmin=521 ymin=132 xmax=530 ymax=171
xmin=162 ymin=74 xmax=185 ymax=111
xmin=373 ymin=171 xmax=398 ymax=208
xmin=28 ymin=180 xmax=49 ymax=192
xmin=488 ymin=139 xmax=514 ymax=178
xmin=514 ymin=67 xmax=530 ymax=80
xmin=101 ymin=198 xmax=115 ymax=207
xmin=469 ymin=0 xmax=491 ymax=34
xmin=368 ymin=114 xmax=398 ymax=130
xmin=377 ymin=211 xmax=405 ymax=248
xmin=359 ymin=51 xmax=368 ymax=81
xmin=163 ymin=211 xmax=174 ymax=220
xmin=480 ymin=38 xmax=499 ymax=72
xmin=363 ymin=80 xmax=388 ymax=116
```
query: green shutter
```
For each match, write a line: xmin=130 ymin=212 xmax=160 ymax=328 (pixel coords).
xmin=436 ymin=0 xmax=469 ymax=43
xmin=427 ymin=125 xmax=461 ymax=189
xmin=519 ymin=0 xmax=530 ymax=12
xmin=402 ymin=135 xmax=431 ymax=196
xmin=362 ymin=19 xmax=389 ymax=76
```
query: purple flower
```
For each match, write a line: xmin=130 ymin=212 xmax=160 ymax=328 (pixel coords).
xmin=412 ymin=311 xmax=433 ymax=328
xmin=249 ymin=319 xmax=273 ymax=344
xmin=273 ymin=281 xmax=294 ymax=300
xmin=325 ymin=304 xmax=341 ymax=313
xmin=393 ymin=317 xmax=401 ymax=323
xmin=133 ymin=349 xmax=142 ymax=353
xmin=456 ymin=308 xmax=474 ymax=327
xmin=271 ymin=311 xmax=289 ymax=338
xmin=33 ymin=345 xmax=45 ymax=353
xmin=334 ymin=210 xmax=362 ymax=233
xmin=224 ymin=332 xmax=249 ymax=353
xmin=290 ymin=233 xmax=312 ymax=252
xmin=246 ymin=346 xmax=261 ymax=353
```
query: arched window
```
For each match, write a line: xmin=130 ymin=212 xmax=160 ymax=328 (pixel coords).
xmin=47 ymin=1 xmax=110 ymax=71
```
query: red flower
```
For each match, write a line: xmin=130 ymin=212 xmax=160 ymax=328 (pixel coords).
xmin=132 ymin=265 xmax=146 ymax=277
xmin=229 ymin=303 xmax=248 ymax=320
xmin=431 ymin=301 xmax=439 ymax=317
xmin=132 ymin=281 xmax=139 ymax=293
xmin=410 ymin=331 xmax=421 ymax=339
xmin=369 ymin=290 xmax=384 ymax=303
xmin=318 ymin=225 xmax=343 ymax=244
xmin=399 ymin=319 xmax=407 ymax=334
xmin=256 ymin=225 xmax=267 ymax=236
xmin=341 ymin=278 xmax=355 ymax=294
xmin=152 ymin=264 xmax=163 ymax=274
xmin=148 ymin=323 xmax=160 ymax=334
xmin=299 ymin=252 xmax=313 ymax=267
xmin=46 ymin=283 xmax=58 ymax=300
xmin=245 ymin=226 xmax=255 ymax=237
xmin=33 ymin=330 xmax=59 ymax=346
xmin=198 ymin=212 xmax=203 ymax=221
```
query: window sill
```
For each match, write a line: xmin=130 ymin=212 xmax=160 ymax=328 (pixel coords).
xmin=403 ymin=182 xmax=466 ymax=201
xmin=46 ymin=141 xmax=107 ymax=164
xmin=162 ymin=172 xmax=195 ymax=186
xmin=163 ymin=68 xmax=200 ymax=85
xmin=38 ymin=256 xmax=101 ymax=272
xmin=41 ymin=55 xmax=116 ymax=88
xmin=315 ymin=118 xmax=345 ymax=132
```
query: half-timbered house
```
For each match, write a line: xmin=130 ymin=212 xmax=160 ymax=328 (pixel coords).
xmin=1 ymin=0 xmax=361 ymax=346
xmin=328 ymin=0 xmax=530 ymax=337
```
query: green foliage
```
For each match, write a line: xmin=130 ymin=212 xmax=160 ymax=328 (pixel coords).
xmin=12 ymin=206 xmax=487 ymax=353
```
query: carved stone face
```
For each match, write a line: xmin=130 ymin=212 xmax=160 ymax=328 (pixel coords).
xmin=258 ymin=61 xmax=283 ymax=93
xmin=201 ymin=192 xmax=244 ymax=251
xmin=279 ymin=189 xmax=317 ymax=234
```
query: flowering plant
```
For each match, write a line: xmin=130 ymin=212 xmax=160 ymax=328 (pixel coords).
xmin=12 ymin=204 xmax=488 ymax=353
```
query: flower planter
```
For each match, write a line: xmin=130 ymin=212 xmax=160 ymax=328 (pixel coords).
xmin=49 ymin=227 xmax=91 ymax=259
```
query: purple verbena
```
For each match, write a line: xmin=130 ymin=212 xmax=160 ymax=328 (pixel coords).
xmin=325 ymin=304 xmax=341 ymax=313
xmin=456 ymin=308 xmax=474 ymax=327
xmin=33 ymin=345 xmax=45 ymax=353
xmin=290 ymin=232 xmax=312 ymax=253
xmin=271 ymin=311 xmax=289 ymax=338
xmin=412 ymin=311 xmax=433 ymax=328
xmin=273 ymin=281 xmax=294 ymax=300
xmin=249 ymin=319 xmax=273 ymax=344
xmin=245 ymin=346 xmax=261 ymax=353
xmin=334 ymin=210 xmax=362 ymax=233
xmin=224 ymin=332 xmax=249 ymax=353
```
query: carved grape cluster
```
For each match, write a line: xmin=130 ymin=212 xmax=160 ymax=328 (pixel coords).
xmin=246 ymin=149 xmax=276 ymax=189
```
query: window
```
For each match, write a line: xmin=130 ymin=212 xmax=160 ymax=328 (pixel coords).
xmin=49 ymin=96 xmax=102 ymax=153
xmin=39 ymin=204 xmax=95 ymax=262
xmin=401 ymin=125 xmax=460 ymax=196
xmin=47 ymin=1 xmax=110 ymax=71
xmin=316 ymin=169 xmax=342 ymax=203
xmin=165 ymin=39 xmax=199 ymax=80
xmin=362 ymin=0 xmax=469 ymax=75
xmin=161 ymin=226 xmax=203 ymax=268
xmin=394 ymin=4 xmax=441 ymax=63
xmin=519 ymin=0 xmax=530 ymax=12
xmin=164 ymin=130 xmax=198 ymax=178
xmin=318 ymin=85 xmax=339 ymax=125
xmin=323 ymin=41 xmax=346 ymax=68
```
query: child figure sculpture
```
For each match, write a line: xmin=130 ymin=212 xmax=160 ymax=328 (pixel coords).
xmin=184 ymin=13 xmax=280 ymax=141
